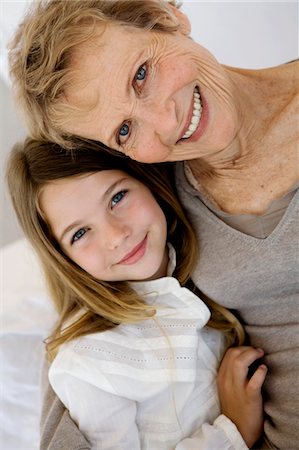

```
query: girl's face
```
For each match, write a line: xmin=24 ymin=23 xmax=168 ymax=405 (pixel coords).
xmin=63 ymin=9 xmax=239 ymax=164
xmin=40 ymin=170 xmax=168 ymax=282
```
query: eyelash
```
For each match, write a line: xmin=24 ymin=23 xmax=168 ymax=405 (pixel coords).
xmin=117 ymin=62 xmax=148 ymax=145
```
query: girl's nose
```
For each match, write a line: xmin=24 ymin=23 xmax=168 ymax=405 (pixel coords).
xmin=105 ymin=220 xmax=130 ymax=250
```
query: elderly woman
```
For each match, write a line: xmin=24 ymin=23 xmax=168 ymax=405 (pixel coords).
xmin=9 ymin=1 xmax=298 ymax=449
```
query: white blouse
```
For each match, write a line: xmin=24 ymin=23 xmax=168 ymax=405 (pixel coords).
xmin=49 ymin=249 xmax=247 ymax=449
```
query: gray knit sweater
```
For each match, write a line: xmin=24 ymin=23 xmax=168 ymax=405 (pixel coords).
xmin=175 ymin=162 xmax=299 ymax=450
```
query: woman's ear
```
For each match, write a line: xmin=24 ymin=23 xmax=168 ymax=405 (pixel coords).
xmin=167 ymin=4 xmax=191 ymax=35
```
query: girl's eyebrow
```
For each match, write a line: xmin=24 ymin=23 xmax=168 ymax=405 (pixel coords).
xmin=59 ymin=177 xmax=130 ymax=243
xmin=102 ymin=177 xmax=129 ymax=202
xmin=59 ymin=221 xmax=82 ymax=243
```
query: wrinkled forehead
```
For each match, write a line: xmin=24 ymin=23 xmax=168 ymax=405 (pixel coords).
xmin=60 ymin=22 xmax=155 ymax=142
xmin=66 ymin=23 xmax=108 ymax=103
xmin=64 ymin=22 xmax=146 ymax=103
xmin=69 ymin=21 xmax=108 ymax=67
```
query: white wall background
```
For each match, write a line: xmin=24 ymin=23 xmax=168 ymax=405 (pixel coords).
xmin=1 ymin=1 xmax=298 ymax=248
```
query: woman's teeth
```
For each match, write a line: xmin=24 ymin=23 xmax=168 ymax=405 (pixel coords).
xmin=182 ymin=88 xmax=202 ymax=139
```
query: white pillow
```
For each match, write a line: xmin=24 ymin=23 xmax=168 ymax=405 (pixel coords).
xmin=0 ymin=238 xmax=57 ymax=449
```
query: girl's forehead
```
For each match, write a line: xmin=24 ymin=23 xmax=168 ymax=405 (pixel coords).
xmin=39 ymin=169 xmax=133 ymax=214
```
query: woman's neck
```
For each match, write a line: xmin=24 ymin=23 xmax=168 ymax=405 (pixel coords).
xmin=188 ymin=62 xmax=299 ymax=215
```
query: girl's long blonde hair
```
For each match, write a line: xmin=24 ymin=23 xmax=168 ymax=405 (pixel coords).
xmin=7 ymin=138 xmax=244 ymax=358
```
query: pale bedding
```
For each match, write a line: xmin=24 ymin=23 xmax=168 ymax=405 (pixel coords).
xmin=0 ymin=238 xmax=57 ymax=449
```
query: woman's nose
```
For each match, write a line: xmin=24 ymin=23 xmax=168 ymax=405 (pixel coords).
xmin=138 ymin=97 xmax=177 ymax=139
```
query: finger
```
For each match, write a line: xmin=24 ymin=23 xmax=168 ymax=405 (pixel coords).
xmin=236 ymin=347 xmax=264 ymax=369
xmin=247 ymin=357 xmax=265 ymax=379
xmin=220 ymin=346 xmax=255 ymax=368
xmin=232 ymin=348 xmax=265 ymax=387
xmin=248 ymin=364 xmax=268 ymax=393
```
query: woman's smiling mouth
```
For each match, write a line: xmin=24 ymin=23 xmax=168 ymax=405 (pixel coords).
xmin=117 ymin=236 xmax=148 ymax=265
xmin=182 ymin=87 xmax=203 ymax=139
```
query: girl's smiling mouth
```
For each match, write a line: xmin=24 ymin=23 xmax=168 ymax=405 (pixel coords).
xmin=117 ymin=236 xmax=148 ymax=265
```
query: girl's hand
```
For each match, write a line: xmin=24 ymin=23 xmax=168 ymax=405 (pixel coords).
xmin=217 ymin=346 xmax=267 ymax=448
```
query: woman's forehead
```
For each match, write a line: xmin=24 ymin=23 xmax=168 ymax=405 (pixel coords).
xmin=62 ymin=21 xmax=184 ymax=142
xmin=70 ymin=22 xmax=148 ymax=62
xmin=63 ymin=24 xmax=157 ymax=124
xmin=67 ymin=22 xmax=152 ymax=100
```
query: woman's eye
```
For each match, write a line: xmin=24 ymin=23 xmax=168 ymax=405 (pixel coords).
xmin=116 ymin=63 xmax=147 ymax=145
xmin=135 ymin=63 xmax=147 ymax=83
xmin=116 ymin=63 xmax=148 ymax=145
xmin=117 ymin=122 xmax=131 ymax=144
xmin=71 ymin=228 xmax=86 ymax=244
xmin=119 ymin=123 xmax=130 ymax=137
xmin=111 ymin=190 xmax=127 ymax=208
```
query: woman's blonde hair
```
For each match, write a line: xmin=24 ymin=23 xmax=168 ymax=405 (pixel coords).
xmin=9 ymin=0 xmax=180 ymax=149
xmin=6 ymin=138 xmax=244 ymax=358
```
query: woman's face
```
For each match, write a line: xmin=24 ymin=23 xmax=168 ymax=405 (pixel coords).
xmin=64 ymin=11 xmax=240 ymax=163
xmin=40 ymin=170 xmax=168 ymax=282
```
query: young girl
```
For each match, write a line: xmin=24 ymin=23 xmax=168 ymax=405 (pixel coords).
xmin=7 ymin=138 xmax=267 ymax=449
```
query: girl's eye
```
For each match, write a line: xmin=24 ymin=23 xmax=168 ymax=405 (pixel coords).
xmin=111 ymin=190 xmax=127 ymax=208
xmin=71 ymin=228 xmax=87 ymax=244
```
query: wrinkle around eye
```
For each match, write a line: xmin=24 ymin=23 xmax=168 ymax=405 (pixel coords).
xmin=120 ymin=138 xmax=136 ymax=159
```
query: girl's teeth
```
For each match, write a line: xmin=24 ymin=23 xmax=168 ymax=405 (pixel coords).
xmin=182 ymin=88 xmax=202 ymax=139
